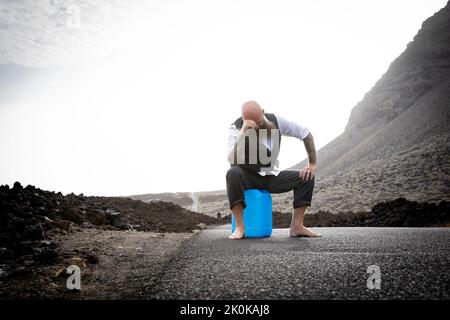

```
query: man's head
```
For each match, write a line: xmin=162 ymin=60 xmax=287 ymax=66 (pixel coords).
xmin=241 ymin=100 xmax=264 ymax=127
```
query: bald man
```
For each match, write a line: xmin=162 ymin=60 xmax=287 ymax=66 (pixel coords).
xmin=226 ymin=100 xmax=320 ymax=240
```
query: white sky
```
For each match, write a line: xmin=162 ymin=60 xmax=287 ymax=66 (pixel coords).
xmin=0 ymin=0 xmax=447 ymax=195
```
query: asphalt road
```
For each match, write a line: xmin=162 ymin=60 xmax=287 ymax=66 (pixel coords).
xmin=150 ymin=226 xmax=450 ymax=299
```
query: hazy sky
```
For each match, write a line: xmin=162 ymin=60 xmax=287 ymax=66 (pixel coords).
xmin=0 ymin=0 xmax=447 ymax=195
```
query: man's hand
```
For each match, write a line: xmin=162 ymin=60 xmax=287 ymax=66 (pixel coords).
xmin=299 ymin=163 xmax=317 ymax=181
xmin=241 ymin=119 xmax=258 ymax=132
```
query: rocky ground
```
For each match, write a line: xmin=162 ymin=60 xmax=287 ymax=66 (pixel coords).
xmin=0 ymin=229 xmax=193 ymax=299
xmin=0 ymin=181 xmax=222 ymax=299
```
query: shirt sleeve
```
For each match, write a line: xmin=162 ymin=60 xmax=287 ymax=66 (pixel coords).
xmin=275 ymin=114 xmax=310 ymax=140
xmin=228 ymin=124 xmax=240 ymax=154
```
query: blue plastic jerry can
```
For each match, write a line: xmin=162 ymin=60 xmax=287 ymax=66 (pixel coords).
xmin=231 ymin=189 xmax=272 ymax=237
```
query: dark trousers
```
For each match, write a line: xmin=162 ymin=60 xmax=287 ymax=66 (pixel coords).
xmin=226 ymin=166 xmax=315 ymax=210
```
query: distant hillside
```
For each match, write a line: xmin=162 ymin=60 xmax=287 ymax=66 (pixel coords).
xmin=129 ymin=190 xmax=228 ymax=217
xmin=129 ymin=192 xmax=194 ymax=208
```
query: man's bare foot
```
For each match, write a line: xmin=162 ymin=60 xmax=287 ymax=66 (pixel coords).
xmin=229 ymin=227 xmax=245 ymax=240
xmin=290 ymin=226 xmax=321 ymax=237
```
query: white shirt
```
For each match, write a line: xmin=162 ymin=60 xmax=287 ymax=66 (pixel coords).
xmin=227 ymin=114 xmax=310 ymax=176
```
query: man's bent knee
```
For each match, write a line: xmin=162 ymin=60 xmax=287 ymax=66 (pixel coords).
xmin=226 ymin=166 xmax=245 ymax=182
xmin=299 ymin=175 xmax=315 ymax=186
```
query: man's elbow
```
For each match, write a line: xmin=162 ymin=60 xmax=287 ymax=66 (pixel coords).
xmin=303 ymin=132 xmax=313 ymax=141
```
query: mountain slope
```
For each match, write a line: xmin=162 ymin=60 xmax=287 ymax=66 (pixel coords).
xmin=279 ymin=2 xmax=450 ymax=213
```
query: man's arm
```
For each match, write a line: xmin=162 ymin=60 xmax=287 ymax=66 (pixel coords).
xmin=263 ymin=115 xmax=277 ymax=130
xmin=300 ymin=132 xmax=317 ymax=180
xmin=303 ymin=133 xmax=317 ymax=165
xmin=275 ymin=114 xmax=317 ymax=180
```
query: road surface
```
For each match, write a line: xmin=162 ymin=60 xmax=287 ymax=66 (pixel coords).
xmin=150 ymin=226 xmax=450 ymax=299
